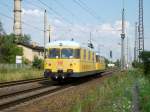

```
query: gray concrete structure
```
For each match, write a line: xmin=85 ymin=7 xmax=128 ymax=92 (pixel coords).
xmin=13 ymin=0 xmax=22 ymax=38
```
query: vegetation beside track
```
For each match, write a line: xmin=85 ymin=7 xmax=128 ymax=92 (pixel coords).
xmin=0 ymin=68 xmax=43 ymax=82
xmin=138 ymin=71 xmax=150 ymax=112
xmin=70 ymin=70 xmax=150 ymax=112
xmin=70 ymin=71 xmax=134 ymax=112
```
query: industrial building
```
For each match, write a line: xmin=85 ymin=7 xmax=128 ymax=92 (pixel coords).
xmin=17 ymin=43 xmax=44 ymax=62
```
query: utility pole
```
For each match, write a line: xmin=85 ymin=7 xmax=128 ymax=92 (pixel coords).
xmin=47 ymin=25 xmax=51 ymax=43
xmin=90 ymin=32 xmax=92 ymax=44
xmin=44 ymin=9 xmax=47 ymax=58
xmin=138 ymin=0 xmax=144 ymax=60
xmin=14 ymin=0 xmax=22 ymax=42
xmin=126 ymin=36 xmax=129 ymax=68
xmin=88 ymin=32 xmax=94 ymax=49
xmin=120 ymin=7 xmax=126 ymax=70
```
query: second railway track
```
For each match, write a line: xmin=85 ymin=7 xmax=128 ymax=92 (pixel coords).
xmin=0 ymin=85 xmax=70 ymax=111
xmin=0 ymin=77 xmax=46 ymax=88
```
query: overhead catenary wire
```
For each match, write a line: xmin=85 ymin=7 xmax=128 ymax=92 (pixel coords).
xmin=53 ymin=0 xmax=75 ymax=18
xmin=53 ymin=0 xmax=88 ymax=25
xmin=22 ymin=0 xmax=61 ymax=23
xmin=37 ymin=0 xmax=73 ymax=25
xmin=0 ymin=12 xmax=43 ymax=32
xmin=72 ymin=0 xmax=101 ymax=22
xmin=0 ymin=2 xmax=13 ymax=13
xmin=78 ymin=0 xmax=101 ymax=20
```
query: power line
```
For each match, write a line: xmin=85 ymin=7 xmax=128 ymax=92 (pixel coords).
xmin=23 ymin=0 xmax=73 ymax=26
xmin=37 ymin=0 xmax=73 ymax=25
xmin=78 ymin=0 xmax=101 ymax=20
xmin=53 ymin=0 xmax=75 ymax=18
xmin=0 ymin=2 xmax=12 ymax=12
xmin=0 ymin=2 xmax=43 ymax=32
xmin=72 ymin=0 xmax=100 ymax=22
xmin=53 ymin=0 xmax=87 ymax=24
xmin=22 ymin=0 xmax=44 ymax=10
xmin=0 ymin=12 xmax=43 ymax=32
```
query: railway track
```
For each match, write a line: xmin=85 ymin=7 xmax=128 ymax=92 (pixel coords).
xmin=0 ymin=69 xmax=117 ymax=111
xmin=0 ymin=77 xmax=46 ymax=88
xmin=0 ymin=85 xmax=69 ymax=111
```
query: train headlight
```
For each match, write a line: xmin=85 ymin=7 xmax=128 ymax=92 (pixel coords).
xmin=67 ymin=69 xmax=73 ymax=73
xmin=45 ymin=69 xmax=52 ymax=73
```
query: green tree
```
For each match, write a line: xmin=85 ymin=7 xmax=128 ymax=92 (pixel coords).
xmin=0 ymin=34 xmax=23 ymax=63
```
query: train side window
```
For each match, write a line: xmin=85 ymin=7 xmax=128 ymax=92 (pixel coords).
xmin=96 ymin=55 xmax=99 ymax=62
xmin=88 ymin=51 xmax=90 ymax=60
xmin=92 ymin=52 xmax=94 ymax=61
xmin=84 ymin=49 xmax=86 ymax=60
xmin=74 ymin=49 xmax=80 ymax=58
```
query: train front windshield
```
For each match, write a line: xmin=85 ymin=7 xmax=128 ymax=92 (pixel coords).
xmin=61 ymin=49 xmax=73 ymax=58
xmin=48 ymin=48 xmax=80 ymax=59
xmin=48 ymin=48 xmax=60 ymax=58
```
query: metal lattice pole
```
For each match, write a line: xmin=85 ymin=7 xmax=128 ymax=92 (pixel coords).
xmin=138 ymin=0 xmax=144 ymax=59
xmin=134 ymin=22 xmax=138 ymax=61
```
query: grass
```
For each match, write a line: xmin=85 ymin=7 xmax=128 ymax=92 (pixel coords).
xmin=138 ymin=73 xmax=150 ymax=112
xmin=70 ymin=70 xmax=137 ymax=112
xmin=0 ymin=68 xmax=43 ymax=82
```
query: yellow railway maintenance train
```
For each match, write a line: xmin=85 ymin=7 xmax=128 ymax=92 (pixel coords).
xmin=44 ymin=40 xmax=106 ymax=81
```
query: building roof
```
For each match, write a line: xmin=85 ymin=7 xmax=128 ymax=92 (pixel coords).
xmin=17 ymin=42 xmax=44 ymax=51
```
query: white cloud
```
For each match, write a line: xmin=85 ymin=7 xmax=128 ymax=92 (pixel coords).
xmin=22 ymin=9 xmax=43 ymax=17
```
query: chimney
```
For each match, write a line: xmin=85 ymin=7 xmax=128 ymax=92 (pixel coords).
xmin=14 ymin=0 xmax=22 ymax=39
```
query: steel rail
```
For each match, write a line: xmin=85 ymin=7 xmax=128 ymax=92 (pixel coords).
xmin=0 ymin=85 xmax=70 ymax=111
xmin=0 ymin=77 xmax=46 ymax=88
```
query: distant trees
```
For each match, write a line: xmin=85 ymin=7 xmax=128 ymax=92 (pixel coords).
xmin=114 ymin=59 xmax=120 ymax=67
xmin=0 ymin=20 xmax=5 ymax=36
xmin=18 ymin=34 xmax=31 ymax=44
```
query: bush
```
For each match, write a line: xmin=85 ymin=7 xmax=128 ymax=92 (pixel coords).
xmin=139 ymin=51 xmax=150 ymax=80
xmin=23 ymin=58 xmax=30 ymax=65
xmin=132 ymin=60 xmax=143 ymax=68
xmin=0 ymin=34 xmax=23 ymax=63
xmin=32 ymin=57 xmax=43 ymax=69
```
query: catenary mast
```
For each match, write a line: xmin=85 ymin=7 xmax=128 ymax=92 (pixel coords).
xmin=138 ymin=0 xmax=144 ymax=60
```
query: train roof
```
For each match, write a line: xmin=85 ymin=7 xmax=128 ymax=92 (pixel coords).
xmin=46 ymin=40 xmax=94 ymax=50
xmin=46 ymin=40 xmax=80 ymax=48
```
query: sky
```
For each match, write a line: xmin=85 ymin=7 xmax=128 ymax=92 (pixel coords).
xmin=0 ymin=0 xmax=150 ymax=61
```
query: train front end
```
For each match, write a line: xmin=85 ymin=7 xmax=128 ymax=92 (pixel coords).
xmin=44 ymin=41 xmax=80 ymax=81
